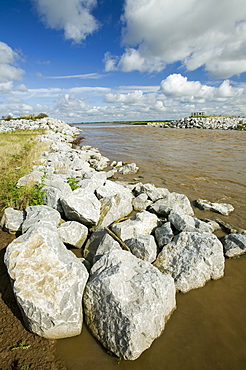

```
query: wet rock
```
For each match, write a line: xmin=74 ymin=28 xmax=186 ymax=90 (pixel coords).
xmin=1 ymin=207 xmax=25 ymax=234
xmin=60 ymin=188 xmax=101 ymax=226
xmin=168 ymin=211 xmax=214 ymax=233
xmin=4 ymin=226 xmax=89 ymax=339
xmin=111 ymin=210 xmax=159 ymax=241
xmin=83 ymin=249 xmax=176 ymax=360
xmin=22 ymin=205 xmax=61 ymax=233
xmin=194 ymin=199 xmax=234 ymax=216
xmin=154 ymin=222 xmax=174 ymax=248
xmin=149 ymin=192 xmax=194 ymax=217
xmin=125 ymin=235 xmax=157 ymax=263
xmin=223 ymin=233 xmax=246 ymax=258
xmin=154 ymin=232 xmax=224 ymax=293
xmin=57 ymin=221 xmax=88 ymax=248
xmin=118 ymin=163 xmax=139 ymax=175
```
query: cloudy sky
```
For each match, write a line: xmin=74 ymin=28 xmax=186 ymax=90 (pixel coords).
xmin=1 ymin=0 xmax=246 ymax=122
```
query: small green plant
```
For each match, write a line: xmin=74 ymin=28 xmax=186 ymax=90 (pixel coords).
xmin=21 ymin=365 xmax=30 ymax=370
xmin=67 ymin=177 xmax=79 ymax=190
xmin=11 ymin=339 xmax=31 ymax=350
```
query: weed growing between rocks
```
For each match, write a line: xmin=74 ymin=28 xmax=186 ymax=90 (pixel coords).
xmin=0 ymin=129 xmax=48 ymax=211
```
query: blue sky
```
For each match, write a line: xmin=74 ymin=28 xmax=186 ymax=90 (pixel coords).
xmin=0 ymin=0 xmax=246 ymax=122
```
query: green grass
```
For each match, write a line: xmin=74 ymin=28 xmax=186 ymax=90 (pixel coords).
xmin=0 ymin=129 xmax=48 ymax=211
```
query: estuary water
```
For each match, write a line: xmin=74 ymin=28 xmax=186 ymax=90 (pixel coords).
xmin=56 ymin=124 xmax=246 ymax=370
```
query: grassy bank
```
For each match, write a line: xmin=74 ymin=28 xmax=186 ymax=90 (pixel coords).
xmin=0 ymin=129 xmax=48 ymax=212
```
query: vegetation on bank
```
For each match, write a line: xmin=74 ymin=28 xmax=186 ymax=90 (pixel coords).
xmin=1 ymin=113 xmax=49 ymax=121
xmin=0 ymin=129 xmax=48 ymax=211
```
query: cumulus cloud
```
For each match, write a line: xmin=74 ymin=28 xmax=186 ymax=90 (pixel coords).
xmin=32 ymin=0 xmax=99 ymax=43
xmin=0 ymin=42 xmax=24 ymax=83
xmin=160 ymin=74 xmax=244 ymax=102
xmin=105 ymin=0 xmax=246 ymax=78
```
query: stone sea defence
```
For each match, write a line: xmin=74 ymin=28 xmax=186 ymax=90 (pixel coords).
xmin=147 ymin=116 xmax=246 ymax=130
xmin=1 ymin=117 xmax=246 ymax=360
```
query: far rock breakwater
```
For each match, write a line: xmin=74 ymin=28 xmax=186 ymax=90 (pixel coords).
xmin=147 ymin=116 xmax=246 ymax=130
xmin=1 ymin=117 xmax=246 ymax=361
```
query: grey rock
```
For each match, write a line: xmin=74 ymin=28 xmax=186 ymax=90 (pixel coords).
xmin=223 ymin=233 xmax=246 ymax=258
xmin=60 ymin=188 xmax=101 ymax=226
xmin=22 ymin=205 xmax=61 ymax=233
xmin=125 ymin=235 xmax=157 ymax=263
xmin=1 ymin=207 xmax=25 ymax=234
xmin=78 ymin=171 xmax=107 ymax=192
xmin=154 ymin=222 xmax=174 ymax=248
xmin=194 ymin=199 xmax=234 ymax=216
xmin=43 ymin=177 xmax=72 ymax=212
xmin=149 ymin=192 xmax=194 ymax=217
xmin=168 ymin=211 xmax=213 ymax=233
xmin=154 ymin=232 xmax=224 ymax=293
xmin=4 ymin=226 xmax=89 ymax=339
xmin=83 ymin=249 xmax=176 ymax=360
xmin=17 ymin=170 xmax=43 ymax=187
xmin=57 ymin=221 xmax=88 ymax=248
xmin=111 ymin=210 xmax=159 ymax=241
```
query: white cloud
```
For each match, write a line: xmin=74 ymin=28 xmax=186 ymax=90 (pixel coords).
xmin=160 ymin=74 xmax=244 ymax=102
xmin=106 ymin=0 xmax=246 ymax=78
xmin=45 ymin=73 xmax=103 ymax=79
xmin=0 ymin=42 xmax=24 ymax=83
xmin=32 ymin=0 xmax=99 ymax=43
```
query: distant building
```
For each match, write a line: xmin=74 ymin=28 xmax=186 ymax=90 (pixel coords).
xmin=191 ymin=112 xmax=205 ymax=117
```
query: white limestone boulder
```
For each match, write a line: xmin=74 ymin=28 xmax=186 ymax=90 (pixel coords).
xmin=60 ymin=188 xmax=101 ymax=226
xmin=111 ymin=210 xmax=159 ymax=241
xmin=223 ymin=233 xmax=246 ymax=258
xmin=1 ymin=207 xmax=25 ymax=234
xmin=43 ymin=176 xmax=72 ymax=212
xmin=125 ymin=235 xmax=157 ymax=263
xmin=132 ymin=193 xmax=152 ymax=211
xmin=4 ymin=226 xmax=89 ymax=339
xmin=168 ymin=211 xmax=214 ymax=233
xmin=136 ymin=183 xmax=169 ymax=202
xmin=22 ymin=205 xmax=61 ymax=233
xmin=149 ymin=192 xmax=194 ymax=217
xmin=96 ymin=180 xmax=133 ymax=227
xmin=118 ymin=163 xmax=139 ymax=175
xmin=154 ymin=232 xmax=224 ymax=293
xmin=57 ymin=221 xmax=88 ymax=248
xmin=83 ymin=249 xmax=176 ymax=360
xmin=194 ymin=199 xmax=234 ymax=216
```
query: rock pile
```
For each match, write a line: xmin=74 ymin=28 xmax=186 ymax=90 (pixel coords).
xmin=147 ymin=116 xmax=246 ymax=130
xmin=1 ymin=117 xmax=246 ymax=360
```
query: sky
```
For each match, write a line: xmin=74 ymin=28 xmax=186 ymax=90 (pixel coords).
xmin=0 ymin=0 xmax=246 ymax=123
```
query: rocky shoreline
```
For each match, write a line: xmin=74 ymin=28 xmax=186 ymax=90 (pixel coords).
xmin=1 ymin=117 xmax=246 ymax=361
xmin=147 ymin=116 xmax=246 ymax=130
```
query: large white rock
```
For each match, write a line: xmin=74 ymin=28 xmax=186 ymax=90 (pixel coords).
xmin=195 ymin=199 xmax=234 ymax=216
xmin=168 ymin=211 xmax=214 ymax=233
xmin=43 ymin=176 xmax=72 ymax=212
xmin=125 ymin=235 xmax=157 ymax=263
xmin=118 ymin=163 xmax=139 ymax=175
xmin=223 ymin=233 xmax=246 ymax=258
xmin=132 ymin=193 xmax=152 ymax=211
xmin=111 ymin=210 xmax=159 ymax=241
xmin=60 ymin=188 xmax=101 ymax=226
xmin=57 ymin=221 xmax=88 ymax=248
xmin=149 ymin=192 xmax=194 ymax=217
xmin=83 ymin=249 xmax=176 ymax=360
xmin=4 ymin=226 xmax=89 ymax=339
xmin=136 ymin=183 xmax=169 ymax=202
xmin=96 ymin=180 xmax=133 ymax=227
xmin=1 ymin=207 xmax=25 ymax=234
xmin=154 ymin=232 xmax=224 ymax=293
xmin=22 ymin=205 xmax=61 ymax=233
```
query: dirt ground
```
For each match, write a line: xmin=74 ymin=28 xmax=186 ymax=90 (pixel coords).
xmin=0 ymin=225 xmax=66 ymax=370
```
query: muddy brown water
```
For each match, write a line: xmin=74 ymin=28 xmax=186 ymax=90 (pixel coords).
xmin=56 ymin=124 xmax=246 ymax=370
